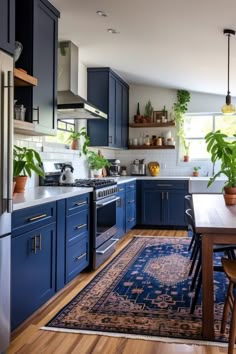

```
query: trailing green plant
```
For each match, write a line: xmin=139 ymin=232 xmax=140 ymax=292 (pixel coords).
xmin=205 ymin=130 xmax=236 ymax=188
xmin=87 ymin=151 xmax=110 ymax=170
xmin=144 ymin=100 xmax=153 ymax=118
xmin=13 ymin=145 xmax=45 ymax=177
xmin=67 ymin=127 xmax=90 ymax=155
xmin=173 ymin=90 xmax=191 ymax=155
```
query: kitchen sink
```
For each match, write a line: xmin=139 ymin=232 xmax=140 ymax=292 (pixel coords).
xmin=188 ymin=177 xmax=226 ymax=193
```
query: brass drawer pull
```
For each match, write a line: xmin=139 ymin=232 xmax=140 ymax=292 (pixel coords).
xmin=157 ymin=183 xmax=173 ymax=187
xmin=31 ymin=234 xmax=42 ymax=253
xmin=74 ymin=201 xmax=87 ymax=207
xmin=75 ymin=223 xmax=87 ymax=230
xmin=75 ymin=253 xmax=86 ymax=261
xmin=28 ymin=213 xmax=47 ymax=222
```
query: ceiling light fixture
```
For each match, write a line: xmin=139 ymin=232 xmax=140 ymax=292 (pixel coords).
xmin=96 ymin=10 xmax=108 ymax=17
xmin=107 ymin=28 xmax=120 ymax=34
xmin=221 ymin=29 xmax=236 ymax=115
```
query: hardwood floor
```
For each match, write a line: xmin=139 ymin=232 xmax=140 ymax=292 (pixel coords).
xmin=7 ymin=229 xmax=229 ymax=354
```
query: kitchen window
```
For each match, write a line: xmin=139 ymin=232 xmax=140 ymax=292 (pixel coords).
xmin=183 ymin=114 xmax=236 ymax=159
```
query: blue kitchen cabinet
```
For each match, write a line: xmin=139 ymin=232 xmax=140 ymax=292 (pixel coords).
xmin=11 ymin=204 xmax=56 ymax=329
xmin=15 ymin=0 xmax=60 ymax=134
xmin=141 ymin=180 xmax=188 ymax=226
xmin=125 ymin=181 xmax=136 ymax=232
xmin=116 ymin=186 xmax=126 ymax=239
xmin=87 ymin=67 xmax=129 ymax=148
xmin=0 ymin=0 xmax=15 ymax=55
xmin=65 ymin=194 xmax=90 ymax=283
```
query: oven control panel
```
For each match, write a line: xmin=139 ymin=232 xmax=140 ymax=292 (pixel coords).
xmin=95 ymin=185 xmax=118 ymax=200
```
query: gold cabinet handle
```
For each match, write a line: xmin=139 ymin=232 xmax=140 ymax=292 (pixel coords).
xmin=75 ymin=223 xmax=87 ymax=230
xmin=74 ymin=201 xmax=87 ymax=207
xmin=161 ymin=192 xmax=164 ymax=200
xmin=75 ymin=253 xmax=86 ymax=261
xmin=166 ymin=191 xmax=169 ymax=200
xmin=28 ymin=213 xmax=47 ymax=222
xmin=37 ymin=234 xmax=42 ymax=251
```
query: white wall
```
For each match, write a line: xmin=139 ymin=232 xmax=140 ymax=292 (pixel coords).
xmin=15 ymin=83 xmax=226 ymax=187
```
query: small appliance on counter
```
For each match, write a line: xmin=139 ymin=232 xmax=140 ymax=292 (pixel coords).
xmin=59 ymin=164 xmax=75 ymax=184
xmin=107 ymin=159 xmax=121 ymax=176
xmin=130 ymin=159 xmax=146 ymax=176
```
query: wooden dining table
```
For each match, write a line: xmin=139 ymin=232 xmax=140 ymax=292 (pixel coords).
xmin=192 ymin=194 xmax=236 ymax=340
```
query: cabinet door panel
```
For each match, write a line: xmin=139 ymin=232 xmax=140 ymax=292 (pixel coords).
xmin=115 ymin=80 xmax=122 ymax=147
xmin=0 ymin=0 xmax=15 ymax=54
xmin=116 ymin=190 xmax=125 ymax=239
xmin=11 ymin=223 xmax=56 ymax=329
xmin=166 ymin=190 xmax=187 ymax=226
xmin=33 ymin=0 xmax=57 ymax=130
xmin=108 ymin=75 xmax=116 ymax=147
xmin=141 ymin=190 xmax=163 ymax=225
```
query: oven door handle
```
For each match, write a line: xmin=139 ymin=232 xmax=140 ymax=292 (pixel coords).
xmin=96 ymin=239 xmax=119 ymax=255
xmin=96 ymin=196 xmax=120 ymax=208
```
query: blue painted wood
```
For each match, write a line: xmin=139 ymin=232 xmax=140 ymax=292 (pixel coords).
xmin=125 ymin=181 xmax=136 ymax=232
xmin=87 ymin=67 xmax=129 ymax=148
xmin=12 ymin=201 xmax=56 ymax=237
xmin=15 ymin=0 xmax=59 ymax=133
xmin=56 ymin=199 xmax=66 ymax=291
xmin=66 ymin=193 xmax=90 ymax=216
xmin=66 ymin=237 xmax=89 ymax=283
xmin=11 ymin=222 xmax=56 ymax=329
xmin=116 ymin=186 xmax=125 ymax=239
xmin=0 ymin=0 xmax=15 ymax=55
xmin=140 ymin=180 xmax=188 ymax=226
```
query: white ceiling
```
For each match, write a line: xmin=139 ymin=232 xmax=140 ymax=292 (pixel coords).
xmin=50 ymin=0 xmax=236 ymax=96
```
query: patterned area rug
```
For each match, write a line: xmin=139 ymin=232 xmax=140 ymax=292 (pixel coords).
xmin=42 ymin=236 xmax=230 ymax=346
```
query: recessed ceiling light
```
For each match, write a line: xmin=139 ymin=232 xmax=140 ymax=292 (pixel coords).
xmin=107 ymin=28 xmax=120 ymax=34
xmin=96 ymin=10 xmax=108 ymax=17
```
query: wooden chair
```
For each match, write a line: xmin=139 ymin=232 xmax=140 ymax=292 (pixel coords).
xmin=221 ymin=257 xmax=236 ymax=354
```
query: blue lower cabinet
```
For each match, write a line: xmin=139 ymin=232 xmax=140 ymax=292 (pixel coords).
xmin=11 ymin=222 xmax=56 ymax=330
xmin=141 ymin=181 xmax=188 ymax=226
xmin=125 ymin=182 xmax=136 ymax=232
xmin=66 ymin=236 xmax=89 ymax=283
xmin=116 ymin=187 xmax=125 ymax=239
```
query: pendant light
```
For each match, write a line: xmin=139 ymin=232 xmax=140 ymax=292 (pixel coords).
xmin=221 ymin=29 xmax=236 ymax=115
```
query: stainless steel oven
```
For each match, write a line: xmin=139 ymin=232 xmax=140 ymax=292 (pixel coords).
xmin=92 ymin=194 xmax=120 ymax=269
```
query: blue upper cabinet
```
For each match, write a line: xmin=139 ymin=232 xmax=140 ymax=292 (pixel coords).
xmin=15 ymin=0 xmax=60 ymax=135
xmin=87 ymin=67 xmax=129 ymax=148
xmin=0 ymin=0 xmax=15 ymax=55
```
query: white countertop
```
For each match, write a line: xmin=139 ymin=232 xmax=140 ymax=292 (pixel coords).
xmin=13 ymin=186 xmax=93 ymax=211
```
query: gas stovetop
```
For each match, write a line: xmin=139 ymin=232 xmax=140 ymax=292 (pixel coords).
xmin=73 ymin=179 xmax=116 ymax=189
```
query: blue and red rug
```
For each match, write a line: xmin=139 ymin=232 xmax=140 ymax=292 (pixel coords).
xmin=42 ymin=236 xmax=229 ymax=345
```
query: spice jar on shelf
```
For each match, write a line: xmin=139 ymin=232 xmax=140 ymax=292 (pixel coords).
xmin=144 ymin=135 xmax=150 ymax=146
xmin=157 ymin=137 xmax=162 ymax=146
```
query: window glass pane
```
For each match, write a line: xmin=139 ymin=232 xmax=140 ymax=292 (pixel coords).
xmin=215 ymin=116 xmax=236 ymax=136
xmin=187 ymin=139 xmax=210 ymax=159
xmin=185 ymin=116 xmax=213 ymax=138
xmin=46 ymin=131 xmax=71 ymax=144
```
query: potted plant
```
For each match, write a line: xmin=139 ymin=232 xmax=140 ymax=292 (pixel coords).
xmin=67 ymin=127 xmax=90 ymax=152
xmin=134 ymin=102 xmax=143 ymax=123
xmin=87 ymin=151 xmax=110 ymax=178
xmin=205 ymin=130 xmax=236 ymax=205
xmin=13 ymin=145 xmax=45 ymax=193
xmin=143 ymin=100 xmax=153 ymax=123
xmin=173 ymin=90 xmax=191 ymax=161
xmin=193 ymin=166 xmax=201 ymax=177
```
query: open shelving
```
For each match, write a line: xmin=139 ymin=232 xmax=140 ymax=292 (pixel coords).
xmin=128 ymin=145 xmax=175 ymax=150
xmin=129 ymin=122 xmax=175 ymax=128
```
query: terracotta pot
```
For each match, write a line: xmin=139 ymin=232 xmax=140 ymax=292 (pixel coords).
xmin=13 ymin=181 xmax=16 ymax=196
xmin=224 ymin=193 xmax=236 ymax=205
xmin=14 ymin=176 xmax=28 ymax=193
xmin=184 ymin=155 xmax=189 ymax=162
xmin=193 ymin=171 xmax=199 ymax=177
xmin=71 ymin=139 xmax=79 ymax=150
xmin=224 ymin=187 xmax=236 ymax=195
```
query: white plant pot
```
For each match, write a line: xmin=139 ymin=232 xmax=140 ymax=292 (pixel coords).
xmin=91 ymin=169 xmax=102 ymax=178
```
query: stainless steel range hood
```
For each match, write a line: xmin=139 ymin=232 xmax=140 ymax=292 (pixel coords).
xmin=57 ymin=41 xmax=107 ymax=120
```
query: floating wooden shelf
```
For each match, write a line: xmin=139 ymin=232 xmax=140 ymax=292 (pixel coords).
xmin=129 ymin=122 xmax=175 ymax=128
xmin=14 ymin=68 xmax=38 ymax=87
xmin=128 ymin=145 xmax=175 ymax=150
xmin=14 ymin=120 xmax=56 ymax=136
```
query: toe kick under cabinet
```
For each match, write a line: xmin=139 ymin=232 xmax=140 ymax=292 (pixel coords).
xmin=140 ymin=180 xmax=188 ymax=227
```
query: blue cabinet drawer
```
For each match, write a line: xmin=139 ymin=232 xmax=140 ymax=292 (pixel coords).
xmin=66 ymin=209 xmax=89 ymax=244
xmin=66 ymin=237 xmax=89 ymax=283
xmin=142 ymin=180 xmax=188 ymax=190
xmin=126 ymin=181 xmax=136 ymax=192
xmin=12 ymin=202 xmax=56 ymax=236
xmin=126 ymin=190 xmax=136 ymax=206
xmin=66 ymin=193 xmax=90 ymax=216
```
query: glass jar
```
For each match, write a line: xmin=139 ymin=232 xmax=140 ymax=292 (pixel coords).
xmin=144 ymin=135 xmax=150 ymax=146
